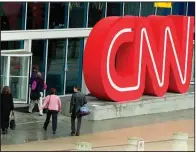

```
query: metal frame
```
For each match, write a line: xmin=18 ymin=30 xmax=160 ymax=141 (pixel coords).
xmin=24 ymin=2 xmax=27 ymax=30
xmin=122 ymin=2 xmax=125 ymax=16
xmin=86 ymin=2 xmax=90 ymax=27
xmin=186 ymin=2 xmax=189 ymax=16
xmin=64 ymin=39 xmax=69 ymax=94
xmin=105 ymin=2 xmax=108 ymax=17
xmin=139 ymin=2 xmax=142 ymax=16
xmin=1 ymin=52 xmax=32 ymax=103
xmin=43 ymin=2 xmax=50 ymax=97
xmin=1 ymin=28 xmax=92 ymax=41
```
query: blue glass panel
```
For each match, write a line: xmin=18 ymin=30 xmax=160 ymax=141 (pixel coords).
xmin=49 ymin=2 xmax=69 ymax=29
xmin=188 ymin=2 xmax=195 ymax=16
xmin=88 ymin=2 xmax=106 ymax=27
xmin=157 ymin=8 xmax=170 ymax=15
xmin=141 ymin=2 xmax=155 ymax=17
xmin=124 ymin=2 xmax=140 ymax=16
xmin=46 ymin=39 xmax=66 ymax=95
xmin=1 ymin=41 xmax=24 ymax=50
xmin=0 ymin=2 xmax=25 ymax=30
xmin=69 ymin=2 xmax=86 ymax=28
xmin=107 ymin=2 xmax=121 ymax=16
xmin=31 ymin=40 xmax=46 ymax=74
xmin=66 ymin=38 xmax=83 ymax=94
xmin=27 ymin=2 xmax=48 ymax=29
xmin=172 ymin=2 xmax=186 ymax=15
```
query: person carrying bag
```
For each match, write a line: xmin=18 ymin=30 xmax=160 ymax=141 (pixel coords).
xmin=42 ymin=88 xmax=62 ymax=134
xmin=1 ymin=86 xmax=14 ymax=135
xmin=70 ymin=86 xmax=88 ymax=136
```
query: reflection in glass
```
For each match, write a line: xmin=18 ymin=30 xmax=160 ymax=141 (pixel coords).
xmin=9 ymin=56 xmax=29 ymax=101
xmin=0 ymin=2 xmax=25 ymax=30
xmin=49 ymin=2 xmax=69 ymax=29
xmin=141 ymin=2 xmax=155 ymax=16
xmin=187 ymin=2 xmax=195 ymax=16
xmin=156 ymin=8 xmax=170 ymax=15
xmin=124 ymin=2 xmax=140 ymax=16
xmin=172 ymin=2 xmax=186 ymax=15
xmin=107 ymin=2 xmax=121 ymax=16
xmin=10 ymin=77 xmax=28 ymax=101
xmin=10 ymin=57 xmax=28 ymax=76
xmin=1 ymin=41 xmax=24 ymax=50
xmin=0 ymin=56 xmax=8 ymax=88
xmin=88 ymin=2 xmax=106 ymax=27
xmin=47 ymin=39 xmax=66 ymax=95
xmin=66 ymin=38 xmax=83 ymax=94
xmin=27 ymin=2 xmax=48 ymax=29
xmin=31 ymin=40 xmax=46 ymax=74
xmin=69 ymin=2 xmax=86 ymax=28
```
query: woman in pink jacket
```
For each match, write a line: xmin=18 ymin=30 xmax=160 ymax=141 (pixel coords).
xmin=42 ymin=88 xmax=62 ymax=134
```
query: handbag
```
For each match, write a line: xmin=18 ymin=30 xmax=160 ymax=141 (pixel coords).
xmin=79 ymin=106 xmax=90 ymax=116
xmin=10 ymin=111 xmax=16 ymax=130
xmin=43 ymin=96 xmax=51 ymax=114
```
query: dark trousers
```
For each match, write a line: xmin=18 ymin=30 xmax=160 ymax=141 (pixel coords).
xmin=71 ymin=112 xmax=82 ymax=134
xmin=1 ymin=112 xmax=10 ymax=131
xmin=44 ymin=110 xmax=58 ymax=132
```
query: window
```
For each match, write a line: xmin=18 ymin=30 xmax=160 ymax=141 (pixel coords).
xmin=107 ymin=2 xmax=121 ymax=16
xmin=69 ymin=2 xmax=87 ymax=28
xmin=172 ymin=2 xmax=187 ymax=15
xmin=88 ymin=2 xmax=106 ymax=27
xmin=0 ymin=2 xmax=25 ymax=30
xmin=47 ymin=39 xmax=66 ymax=95
xmin=141 ymin=2 xmax=155 ymax=16
xmin=66 ymin=38 xmax=83 ymax=94
xmin=187 ymin=2 xmax=195 ymax=16
xmin=31 ymin=40 xmax=46 ymax=76
xmin=49 ymin=2 xmax=69 ymax=29
xmin=124 ymin=2 xmax=140 ymax=16
xmin=1 ymin=41 xmax=24 ymax=50
xmin=156 ymin=8 xmax=170 ymax=15
xmin=27 ymin=2 xmax=48 ymax=29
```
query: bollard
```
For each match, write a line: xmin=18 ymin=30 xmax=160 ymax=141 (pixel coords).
xmin=126 ymin=137 xmax=144 ymax=151
xmin=172 ymin=132 xmax=188 ymax=151
xmin=75 ymin=142 xmax=92 ymax=151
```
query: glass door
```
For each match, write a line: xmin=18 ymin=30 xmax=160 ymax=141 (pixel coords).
xmin=1 ymin=52 xmax=32 ymax=103
xmin=0 ymin=56 xmax=9 ymax=89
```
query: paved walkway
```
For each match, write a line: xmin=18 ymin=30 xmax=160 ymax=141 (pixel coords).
xmin=2 ymin=119 xmax=194 ymax=151
xmin=1 ymin=108 xmax=194 ymax=145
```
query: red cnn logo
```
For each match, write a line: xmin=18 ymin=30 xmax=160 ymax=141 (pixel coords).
xmin=83 ymin=16 xmax=194 ymax=102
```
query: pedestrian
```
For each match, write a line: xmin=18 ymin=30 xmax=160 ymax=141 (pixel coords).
xmin=29 ymin=72 xmax=47 ymax=116
xmin=30 ymin=65 xmax=39 ymax=86
xmin=42 ymin=88 xmax=62 ymax=134
xmin=1 ymin=86 xmax=14 ymax=135
xmin=70 ymin=86 xmax=87 ymax=136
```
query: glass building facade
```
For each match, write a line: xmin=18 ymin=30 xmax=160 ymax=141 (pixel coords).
xmin=1 ymin=2 xmax=195 ymax=103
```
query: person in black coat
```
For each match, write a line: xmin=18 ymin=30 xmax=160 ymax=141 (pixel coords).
xmin=70 ymin=86 xmax=87 ymax=136
xmin=1 ymin=86 xmax=14 ymax=134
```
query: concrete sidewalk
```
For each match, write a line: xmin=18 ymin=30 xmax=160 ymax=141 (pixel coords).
xmin=1 ymin=119 xmax=194 ymax=151
xmin=1 ymin=108 xmax=194 ymax=146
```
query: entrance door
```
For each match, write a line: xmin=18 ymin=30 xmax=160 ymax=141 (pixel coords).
xmin=1 ymin=52 xmax=32 ymax=103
